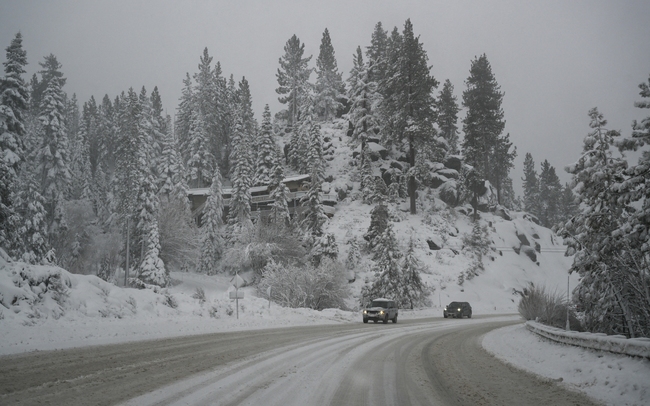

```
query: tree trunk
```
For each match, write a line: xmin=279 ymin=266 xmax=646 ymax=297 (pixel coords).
xmin=409 ymin=138 xmax=416 ymax=214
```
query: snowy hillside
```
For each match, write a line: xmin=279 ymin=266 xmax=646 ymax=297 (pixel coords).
xmin=317 ymin=119 xmax=577 ymax=312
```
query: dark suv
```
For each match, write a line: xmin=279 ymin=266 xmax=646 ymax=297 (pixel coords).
xmin=363 ymin=298 xmax=398 ymax=324
xmin=444 ymin=301 xmax=472 ymax=318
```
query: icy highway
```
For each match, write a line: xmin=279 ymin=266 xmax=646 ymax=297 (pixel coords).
xmin=0 ymin=315 xmax=598 ymax=406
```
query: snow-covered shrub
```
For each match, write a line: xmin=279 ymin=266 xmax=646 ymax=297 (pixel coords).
xmin=257 ymin=258 xmax=349 ymax=310
xmin=163 ymin=292 xmax=178 ymax=309
xmin=310 ymin=233 xmax=338 ymax=266
xmin=222 ymin=221 xmax=306 ymax=275
xmin=518 ymin=284 xmax=581 ymax=330
xmin=0 ymin=260 xmax=72 ymax=319
xmin=192 ymin=287 xmax=206 ymax=304
xmin=458 ymin=220 xmax=491 ymax=284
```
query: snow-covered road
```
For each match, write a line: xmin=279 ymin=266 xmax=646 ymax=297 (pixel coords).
xmin=1 ymin=315 xmax=600 ymax=406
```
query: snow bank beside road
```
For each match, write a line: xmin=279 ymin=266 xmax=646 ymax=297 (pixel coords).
xmin=483 ymin=324 xmax=650 ymax=406
xmin=526 ymin=320 xmax=650 ymax=359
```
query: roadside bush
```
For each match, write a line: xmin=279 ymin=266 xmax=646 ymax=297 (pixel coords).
xmin=257 ymin=258 xmax=349 ymax=310
xmin=222 ymin=221 xmax=306 ymax=275
xmin=518 ymin=283 xmax=581 ymax=330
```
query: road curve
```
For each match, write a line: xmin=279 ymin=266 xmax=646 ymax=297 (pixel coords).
xmin=0 ymin=316 xmax=599 ymax=406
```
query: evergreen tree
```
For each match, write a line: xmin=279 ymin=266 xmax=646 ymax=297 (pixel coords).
xmin=462 ymin=54 xmax=512 ymax=203
xmin=559 ymin=182 xmax=577 ymax=224
xmin=96 ymin=94 xmax=116 ymax=175
xmin=615 ymin=74 xmax=650 ymax=254
xmin=310 ymin=232 xmax=338 ymax=266
xmin=347 ymin=46 xmax=380 ymax=166
xmin=34 ymin=54 xmax=70 ymax=248
xmin=563 ymin=108 xmax=631 ymax=335
xmin=185 ymin=109 xmax=213 ymax=188
xmin=0 ymin=32 xmax=28 ymax=251
xmin=149 ymin=86 xmax=166 ymax=170
xmin=301 ymin=125 xmax=327 ymax=241
xmin=176 ymin=73 xmax=194 ymax=165
xmin=276 ymin=34 xmax=312 ymax=127
xmin=228 ymin=110 xmax=253 ymax=230
xmin=11 ymin=162 xmax=48 ymax=263
xmin=132 ymin=87 xmax=167 ymax=286
xmin=157 ymin=116 xmax=187 ymax=205
xmin=346 ymin=237 xmax=361 ymax=270
xmin=382 ymin=20 xmax=438 ymax=214
xmin=361 ymin=221 xmax=402 ymax=303
xmin=366 ymin=22 xmax=388 ymax=85
xmin=254 ymin=105 xmax=277 ymax=186
xmin=437 ymin=79 xmax=460 ymax=155
xmin=400 ymin=235 xmax=429 ymax=309
xmin=493 ymin=133 xmax=517 ymax=205
xmin=522 ymin=153 xmax=540 ymax=217
xmin=114 ymin=89 xmax=141 ymax=270
xmin=68 ymin=116 xmax=93 ymax=200
xmin=200 ymin=167 xmax=224 ymax=274
xmin=315 ymin=28 xmax=345 ymax=120
xmin=538 ymin=159 xmax=562 ymax=228
xmin=364 ymin=203 xmax=389 ymax=254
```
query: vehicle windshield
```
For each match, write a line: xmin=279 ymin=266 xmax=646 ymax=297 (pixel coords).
xmin=448 ymin=302 xmax=461 ymax=308
xmin=371 ymin=300 xmax=389 ymax=308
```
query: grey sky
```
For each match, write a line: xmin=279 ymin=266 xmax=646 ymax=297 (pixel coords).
xmin=1 ymin=0 xmax=649 ymax=192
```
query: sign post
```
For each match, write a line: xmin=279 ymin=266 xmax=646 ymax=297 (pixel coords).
xmin=231 ymin=272 xmax=245 ymax=319
xmin=266 ymin=286 xmax=272 ymax=309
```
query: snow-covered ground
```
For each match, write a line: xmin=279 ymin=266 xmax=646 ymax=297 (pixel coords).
xmin=484 ymin=324 xmax=650 ymax=406
xmin=2 ymin=262 xmax=649 ymax=406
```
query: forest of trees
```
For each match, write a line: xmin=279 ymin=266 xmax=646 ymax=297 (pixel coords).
xmin=1 ymin=21 xmax=649 ymax=333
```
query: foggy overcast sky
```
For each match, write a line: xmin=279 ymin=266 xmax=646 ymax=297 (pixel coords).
xmin=1 ymin=0 xmax=649 ymax=191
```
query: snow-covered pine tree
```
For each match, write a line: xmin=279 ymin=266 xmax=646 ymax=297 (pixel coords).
xmin=382 ymin=19 xmax=438 ymax=214
xmin=68 ymin=106 xmax=93 ymax=201
xmin=149 ymin=86 xmax=166 ymax=172
xmin=522 ymin=153 xmax=540 ymax=217
xmin=11 ymin=161 xmax=48 ymax=263
xmin=315 ymin=28 xmax=345 ymax=121
xmin=200 ymin=166 xmax=224 ymax=274
xmin=347 ymin=46 xmax=380 ymax=167
xmin=0 ymin=32 xmax=28 ymax=251
xmin=310 ymin=232 xmax=338 ymax=266
xmin=437 ymin=79 xmax=460 ymax=155
xmin=95 ymin=94 xmax=116 ymax=176
xmin=345 ymin=237 xmax=361 ymax=270
xmin=364 ymin=202 xmax=389 ymax=254
xmin=462 ymin=54 xmax=515 ymax=205
xmin=268 ymin=159 xmax=291 ymax=228
xmin=538 ymin=159 xmax=562 ymax=228
xmin=361 ymin=220 xmax=402 ymax=304
xmin=254 ymin=105 xmax=277 ymax=186
xmin=276 ymin=34 xmax=312 ymax=128
xmin=492 ymin=133 xmax=517 ymax=206
xmin=366 ymin=22 xmax=388 ymax=86
xmin=400 ymin=235 xmax=429 ymax=309
xmin=134 ymin=87 xmax=167 ymax=286
xmin=559 ymin=182 xmax=577 ymax=225
xmin=228 ymin=108 xmax=253 ymax=232
xmin=563 ymin=107 xmax=632 ymax=336
xmin=157 ymin=116 xmax=188 ymax=206
xmin=301 ymin=120 xmax=328 ymax=241
xmin=176 ymin=73 xmax=193 ymax=165
xmin=114 ymin=89 xmax=141 ymax=269
xmin=34 ymin=54 xmax=70 ymax=248
xmin=185 ymin=109 xmax=214 ymax=188
xmin=610 ymin=76 xmax=650 ymax=337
